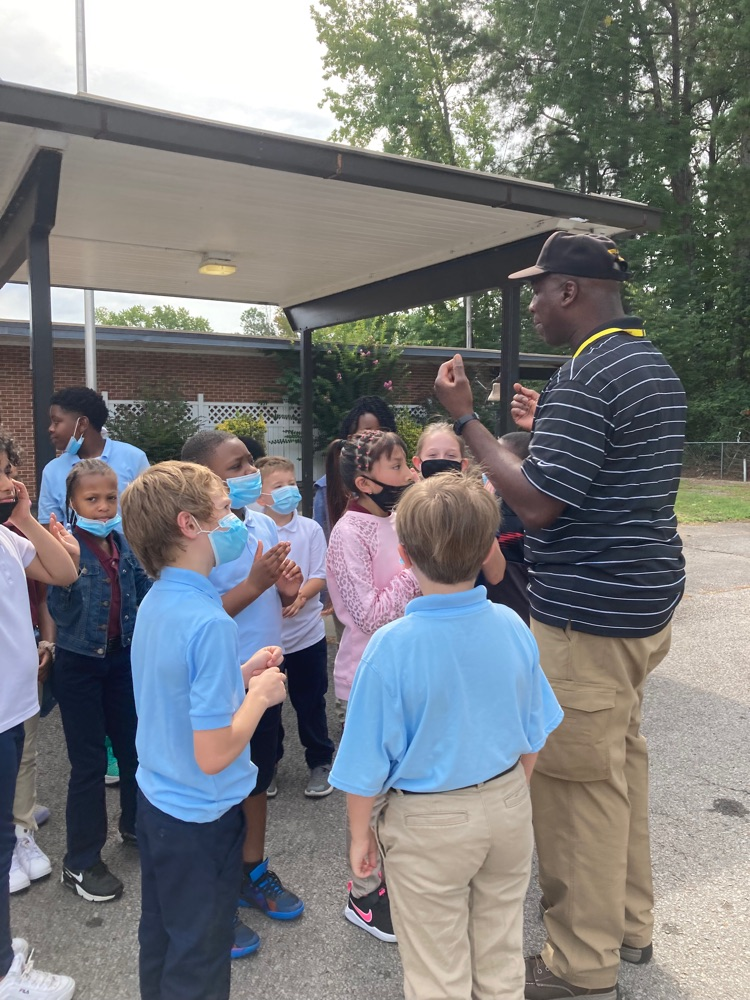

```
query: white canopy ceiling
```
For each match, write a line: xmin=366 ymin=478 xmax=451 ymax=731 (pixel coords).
xmin=0 ymin=84 xmax=659 ymax=314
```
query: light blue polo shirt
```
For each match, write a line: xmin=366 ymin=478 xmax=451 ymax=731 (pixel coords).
xmin=38 ymin=438 xmax=150 ymax=524
xmin=209 ymin=509 xmax=284 ymax=656
xmin=330 ymin=587 xmax=563 ymax=796
xmin=131 ymin=567 xmax=256 ymax=823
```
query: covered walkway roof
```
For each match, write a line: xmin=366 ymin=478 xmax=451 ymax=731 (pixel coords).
xmin=0 ymin=82 xmax=660 ymax=498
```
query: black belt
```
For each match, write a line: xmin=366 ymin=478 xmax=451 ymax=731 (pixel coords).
xmin=400 ymin=760 xmax=519 ymax=795
xmin=106 ymin=636 xmax=122 ymax=653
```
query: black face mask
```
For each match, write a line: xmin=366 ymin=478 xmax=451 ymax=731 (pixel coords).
xmin=420 ymin=459 xmax=463 ymax=479
xmin=363 ymin=478 xmax=413 ymax=514
xmin=0 ymin=497 xmax=18 ymax=525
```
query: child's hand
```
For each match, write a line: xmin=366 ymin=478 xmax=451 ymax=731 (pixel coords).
xmin=49 ymin=514 xmax=80 ymax=568
xmin=247 ymin=666 xmax=287 ymax=708
xmin=241 ymin=645 xmax=284 ymax=686
xmin=349 ymin=830 xmax=379 ymax=880
xmin=281 ymin=593 xmax=307 ymax=619
xmin=246 ymin=541 xmax=292 ymax=594
xmin=7 ymin=479 xmax=32 ymax=526
xmin=37 ymin=647 xmax=53 ymax=684
xmin=276 ymin=561 xmax=302 ymax=601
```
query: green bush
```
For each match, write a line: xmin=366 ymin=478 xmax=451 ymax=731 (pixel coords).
xmin=107 ymin=382 xmax=199 ymax=464
xmin=396 ymin=410 xmax=425 ymax=460
xmin=215 ymin=412 xmax=267 ymax=449
xmin=274 ymin=340 xmax=409 ymax=451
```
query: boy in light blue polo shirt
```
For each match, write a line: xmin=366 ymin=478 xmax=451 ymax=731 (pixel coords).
xmin=181 ymin=430 xmax=305 ymax=939
xmin=38 ymin=386 xmax=149 ymax=525
xmin=121 ymin=461 xmax=287 ymax=1000
xmin=331 ymin=473 xmax=562 ymax=1000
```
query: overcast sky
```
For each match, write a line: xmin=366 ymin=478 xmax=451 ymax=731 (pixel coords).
xmin=0 ymin=0 xmax=335 ymax=332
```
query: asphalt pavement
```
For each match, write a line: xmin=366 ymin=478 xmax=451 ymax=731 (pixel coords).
xmin=9 ymin=521 xmax=750 ymax=999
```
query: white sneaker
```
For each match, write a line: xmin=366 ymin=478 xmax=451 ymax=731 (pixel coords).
xmin=0 ymin=951 xmax=75 ymax=999
xmin=14 ymin=828 xmax=52 ymax=882
xmin=10 ymin=941 xmax=29 ymax=963
xmin=9 ymin=848 xmax=29 ymax=894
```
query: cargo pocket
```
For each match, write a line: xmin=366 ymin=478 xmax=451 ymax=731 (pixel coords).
xmin=535 ymin=680 xmax=616 ymax=782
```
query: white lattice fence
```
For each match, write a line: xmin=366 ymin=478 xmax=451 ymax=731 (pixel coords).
xmin=105 ymin=396 xmax=324 ymax=480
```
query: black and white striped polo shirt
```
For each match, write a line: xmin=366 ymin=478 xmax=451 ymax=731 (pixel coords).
xmin=522 ymin=318 xmax=686 ymax=637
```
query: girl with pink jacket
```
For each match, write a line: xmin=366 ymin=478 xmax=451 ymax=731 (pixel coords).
xmin=325 ymin=429 xmax=419 ymax=944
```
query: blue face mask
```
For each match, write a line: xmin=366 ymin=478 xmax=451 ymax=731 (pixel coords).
xmin=197 ymin=513 xmax=249 ymax=567
xmin=75 ymin=514 xmax=122 ymax=538
xmin=226 ymin=470 xmax=262 ymax=507
xmin=64 ymin=418 xmax=84 ymax=456
xmin=267 ymin=485 xmax=301 ymax=515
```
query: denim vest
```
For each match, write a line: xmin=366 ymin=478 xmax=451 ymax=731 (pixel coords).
xmin=47 ymin=531 xmax=152 ymax=658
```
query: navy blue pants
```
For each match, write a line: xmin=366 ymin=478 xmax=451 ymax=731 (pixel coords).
xmin=277 ymin=638 xmax=334 ymax=770
xmin=0 ymin=724 xmax=24 ymax=976
xmin=248 ymin=702 xmax=282 ymax=796
xmin=137 ymin=792 xmax=244 ymax=1000
xmin=53 ymin=645 xmax=138 ymax=869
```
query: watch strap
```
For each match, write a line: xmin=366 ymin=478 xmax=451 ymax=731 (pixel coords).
xmin=453 ymin=412 xmax=480 ymax=436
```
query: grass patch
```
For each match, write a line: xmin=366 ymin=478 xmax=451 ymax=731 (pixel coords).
xmin=676 ymin=477 xmax=750 ymax=524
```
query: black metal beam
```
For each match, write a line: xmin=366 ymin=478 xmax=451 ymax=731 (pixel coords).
xmin=0 ymin=148 xmax=62 ymax=491
xmin=499 ymin=285 xmax=522 ymax=435
xmin=285 ymin=234 xmax=550 ymax=332
xmin=0 ymin=83 xmax=661 ymax=233
xmin=299 ymin=329 xmax=314 ymax=517
xmin=0 ymin=149 xmax=61 ymax=287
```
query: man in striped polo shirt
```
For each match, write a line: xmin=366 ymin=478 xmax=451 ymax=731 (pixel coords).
xmin=435 ymin=232 xmax=686 ymax=1000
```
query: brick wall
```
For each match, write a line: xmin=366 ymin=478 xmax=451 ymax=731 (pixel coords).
xmin=3 ymin=339 xmax=471 ymax=496
xmin=2 ymin=344 xmax=287 ymax=494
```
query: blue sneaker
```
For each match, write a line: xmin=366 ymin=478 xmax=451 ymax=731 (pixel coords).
xmin=238 ymin=858 xmax=304 ymax=920
xmin=231 ymin=912 xmax=260 ymax=959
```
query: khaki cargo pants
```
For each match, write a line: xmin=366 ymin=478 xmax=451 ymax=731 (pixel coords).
xmin=530 ymin=619 xmax=672 ymax=990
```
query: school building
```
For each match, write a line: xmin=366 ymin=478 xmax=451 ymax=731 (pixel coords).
xmin=2 ymin=319 xmax=556 ymax=495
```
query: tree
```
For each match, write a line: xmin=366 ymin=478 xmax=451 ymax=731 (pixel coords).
xmin=95 ymin=304 xmax=213 ymax=332
xmin=314 ymin=0 xmax=750 ymax=440
xmin=312 ymin=0 xmax=497 ymax=168
xmin=238 ymin=306 xmax=294 ymax=338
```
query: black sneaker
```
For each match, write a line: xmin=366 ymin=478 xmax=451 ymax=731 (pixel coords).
xmin=344 ymin=880 xmax=397 ymax=942
xmin=61 ymin=860 xmax=123 ymax=902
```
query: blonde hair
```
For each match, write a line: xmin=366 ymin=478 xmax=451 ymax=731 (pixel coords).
xmin=256 ymin=456 xmax=296 ymax=479
xmin=415 ymin=420 xmax=466 ymax=458
xmin=121 ymin=461 xmax=224 ymax=578
xmin=396 ymin=473 xmax=499 ymax=584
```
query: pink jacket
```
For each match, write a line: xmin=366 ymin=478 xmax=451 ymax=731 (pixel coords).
xmin=326 ymin=509 xmax=420 ymax=700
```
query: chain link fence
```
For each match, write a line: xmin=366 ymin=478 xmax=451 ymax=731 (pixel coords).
xmin=682 ymin=442 xmax=750 ymax=481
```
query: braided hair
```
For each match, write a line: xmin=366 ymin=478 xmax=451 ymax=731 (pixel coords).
xmin=64 ymin=458 xmax=117 ymax=525
xmin=339 ymin=396 xmax=397 ymax=439
xmin=325 ymin=429 xmax=407 ymax=529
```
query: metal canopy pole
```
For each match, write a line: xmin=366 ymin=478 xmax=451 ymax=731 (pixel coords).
xmin=299 ymin=328 xmax=314 ymax=516
xmin=499 ymin=284 xmax=521 ymax=436
xmin=76 ymin=0 xmax=97 ymax=389
xmin=29 ymin=229 xmax=56 ymax=484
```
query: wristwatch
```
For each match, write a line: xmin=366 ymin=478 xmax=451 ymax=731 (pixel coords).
xmin=453 ymin=412 xmax=480 ymax=436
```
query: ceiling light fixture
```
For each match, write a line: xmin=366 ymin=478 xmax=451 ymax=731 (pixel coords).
xmin=198 ymin=253 xmax=236 ymax=276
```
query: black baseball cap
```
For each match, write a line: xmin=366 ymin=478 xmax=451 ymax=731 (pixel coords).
xmin=508 ymin=232 xmax=632 ymax=282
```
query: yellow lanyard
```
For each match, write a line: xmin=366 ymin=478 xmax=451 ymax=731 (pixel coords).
xmin=573 ymin=326 xmax=645 ymax=358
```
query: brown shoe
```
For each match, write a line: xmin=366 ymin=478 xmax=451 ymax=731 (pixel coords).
xmin=536 ymin=900 xmax=653 ymax=966
xmin=524 ymin=955 xmax=619 ymax=999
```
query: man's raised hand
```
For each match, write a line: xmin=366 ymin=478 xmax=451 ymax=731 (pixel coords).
xmin=434 ymin=354 xmax=475 ymax=419
xmin=510 ymin=383 xmax=539 ymax=432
